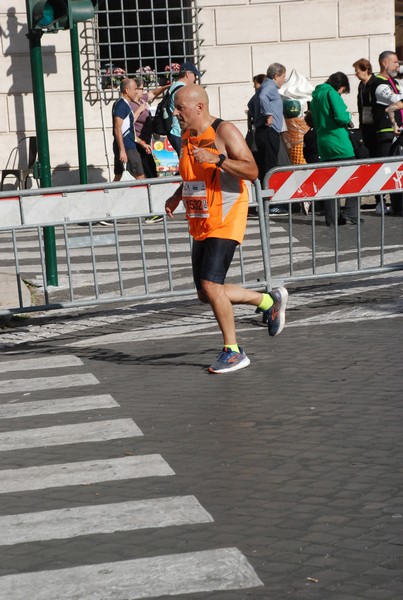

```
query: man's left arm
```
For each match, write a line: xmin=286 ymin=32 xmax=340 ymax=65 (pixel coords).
xmin=259 ymin=85 xmax=275 ymax=126
xmin=192 ymin=122 xmax=258 ymax=181
xmin=148 ymin=84 xmax=170 ymax=102
xmin=386 ymin=101 xmax=403 ymax=133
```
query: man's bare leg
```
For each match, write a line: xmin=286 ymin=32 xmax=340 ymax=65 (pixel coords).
xmin=200 ymin=280 xmax=237 ymax=346
xmin=223 ymin=282 xmax=264 ymax=306
xmin=201 ymin=280 xmax=287 ymax=343
xmin=200 ymin=281 xmax=264 ymax=346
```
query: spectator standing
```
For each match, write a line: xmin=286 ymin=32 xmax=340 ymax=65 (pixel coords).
xmin=353 ymin=58 xmax=384 ymax=212
xmin=246 ymin=74 xmax=266 ymax=158
xmin=353 ymin=58 xmax=378 ymax=156
xmin=251 ymin=63 xmax=286 ymax=187
xmin=246 ymin=74 xmax=266 ymax=217
xmin=167 ymin=62 xmax=201 ymax=157
xmin=164 ymin=85 xmax=288 ymax=374
xmin=303 ymin=110 xmax=319 ymax=164
xmin=130 ymin=77 xmax=170 ymax=178
xmin=371 ymin=50 xmax=403 ymax=216
xmin=112 ymin=78 xmax=145 ymax=181
xmin=310 ymin=72 xmax=360 ymax=226
xmin=249 ymin=63 xmax=288 ymax=214
xmin=384 ymin=100 xmax=403 ymax=216
xmin=301 ymin=109 xmax=320 ymax=215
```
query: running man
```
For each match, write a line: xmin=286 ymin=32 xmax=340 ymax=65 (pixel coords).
xmin=165 ymin=85 xmax=288 ymax=374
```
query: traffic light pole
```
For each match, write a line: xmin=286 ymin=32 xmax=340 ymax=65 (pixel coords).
xmin=70 ymin=23 xmax=88 ymax=184
xmin=25 ymin=0 xmax=97 ymax=284
xmin=27 ymin=29 xmax=58 ymax=286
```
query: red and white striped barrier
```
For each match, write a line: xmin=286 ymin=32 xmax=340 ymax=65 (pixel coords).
xmin=266 ymin=159 xmax=403 ymax=202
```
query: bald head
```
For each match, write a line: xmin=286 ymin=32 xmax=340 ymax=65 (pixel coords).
xmin=119 ymin=78 xmax=138 ymax=102
xmin=175 ymin=84 xmax=209 ymax=107
xmin=173 ymin=85 xmax=211 ymax=133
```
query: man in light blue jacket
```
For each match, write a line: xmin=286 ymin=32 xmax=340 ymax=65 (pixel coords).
xmin=251 ymin=62 xmax=286 ymax=185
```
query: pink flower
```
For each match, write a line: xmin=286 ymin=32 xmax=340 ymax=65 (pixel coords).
xmin=135 ymin=66 xmax=157 ymax=87
xmin=165 ymin=62 xmax=180 ymax=73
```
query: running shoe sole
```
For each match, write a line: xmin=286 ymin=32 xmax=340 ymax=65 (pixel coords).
xmin=208 ymin=352 xmax=250 ymax=374
xmin=208 ymin=355 xmax=250 ymax=374
xmin=268 ymin=287 xmax=288 ymax=337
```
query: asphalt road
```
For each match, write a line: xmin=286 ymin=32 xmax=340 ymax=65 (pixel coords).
xmin=0 ymin=204 xmax=402 ymax=599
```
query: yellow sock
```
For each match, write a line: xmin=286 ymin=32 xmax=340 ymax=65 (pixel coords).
xmin=258 ymin=293 xmax=274 ymax=311
xmin=225 ymin=343 xmax=240 ymax=353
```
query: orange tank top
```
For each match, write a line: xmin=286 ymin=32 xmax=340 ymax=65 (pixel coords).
xmin=179 ymin=119 xmax=249 ymax=243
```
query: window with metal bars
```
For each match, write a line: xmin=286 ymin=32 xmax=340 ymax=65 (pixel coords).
xmin=95 ymin=0 xmax=201 ymax=91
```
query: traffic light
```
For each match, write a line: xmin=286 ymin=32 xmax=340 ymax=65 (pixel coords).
xmin=26 ymin=0 xmax=98 ymax=33
xmin=26 ymin=0 xmax=69 ymax=33
xmin=69 ymin=0 xmax=98 ymax=26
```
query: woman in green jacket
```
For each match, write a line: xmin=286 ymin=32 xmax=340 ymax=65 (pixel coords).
xmin=310 ymin=72 xmax=360 ymax=226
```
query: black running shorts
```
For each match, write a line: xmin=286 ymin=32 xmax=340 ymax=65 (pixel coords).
xmin=191 ymin=237 xmax=238 ymax=290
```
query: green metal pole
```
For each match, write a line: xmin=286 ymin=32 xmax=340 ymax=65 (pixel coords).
xmin=27 ymin=28 xmax=58 ymax=286
xmin=70 ymin=23 xmax=88 ymax=184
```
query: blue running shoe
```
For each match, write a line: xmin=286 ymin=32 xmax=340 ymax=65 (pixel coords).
xmin=265 ymin=287 xmax=288 ymax=337
xmin=208 ymin=347 xmax=250 ymax=374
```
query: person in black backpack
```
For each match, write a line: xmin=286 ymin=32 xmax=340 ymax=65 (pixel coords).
xmin=146 ymin=63 xmax=202 ymax=224
xmin=166 ymin=62 xmax=201 ymax=157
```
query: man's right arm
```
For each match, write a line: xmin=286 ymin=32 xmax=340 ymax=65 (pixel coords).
xmin=375 ymin=84 xmax=403 ymax=106
xmin=165 ymin=183 xmax=183 ymax=219
xmin=113 ymin=115 xmax=127 ymax=164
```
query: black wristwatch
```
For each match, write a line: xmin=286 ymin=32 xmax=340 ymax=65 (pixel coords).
xmin=216 ymin=153 xmax=226 ymax=168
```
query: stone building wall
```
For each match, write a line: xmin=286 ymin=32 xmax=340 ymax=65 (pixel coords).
xmin=0 ymin=0 xmax=396 ymax=186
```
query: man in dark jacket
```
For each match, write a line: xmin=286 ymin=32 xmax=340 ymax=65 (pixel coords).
xmin=353 ymin=58 xmax=378 ymax=157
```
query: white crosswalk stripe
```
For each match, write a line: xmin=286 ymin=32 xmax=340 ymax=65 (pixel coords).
xmin=0 ymin=373 xmax=99 ymax=394
xmin=0 ymin=548 xmax=263 ymax=599
xmin=0 ymin=419 xmax=143 ymax=451
xmin=0 ymin=454 xmax=175 ymax=494
xmin=0 ymin=394 xmax=118 ymax=419
xmin=0 ymin=355 xmax=83 ymax=373
xmin=0 ymin=354 xmax=263 ymax=597
xmin=0 ymin=496 xmax=213 ymax=546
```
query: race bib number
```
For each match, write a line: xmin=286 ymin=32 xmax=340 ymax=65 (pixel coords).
xmin=182 ymin=181 xmax=209 ymax=219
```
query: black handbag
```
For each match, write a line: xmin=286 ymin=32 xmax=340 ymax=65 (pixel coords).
xmin=348 ymin=128 xmax=370 ymax=159
xmin=245 ymin=127 xmax=257 ymax=153
xmin=389 ymin=132 xmax=403 ymax=156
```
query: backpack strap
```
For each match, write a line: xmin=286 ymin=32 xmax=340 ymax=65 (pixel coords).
xmin=211 ymin=118 xmax=224 ymax=131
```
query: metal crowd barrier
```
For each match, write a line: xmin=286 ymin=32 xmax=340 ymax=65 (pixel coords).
xmin=1 ymin=157 xmax=403 ymax=316
xmin=0 ymin=177 xmax=268 ymax=315
xmin=256 ymin=156 xmax=403 ymax=287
